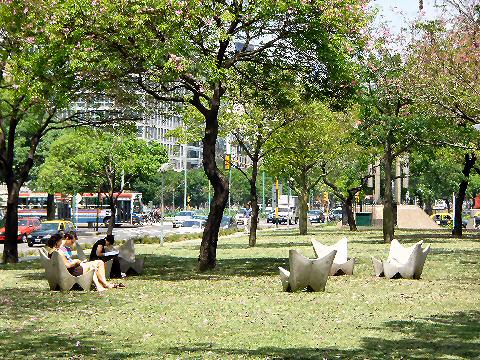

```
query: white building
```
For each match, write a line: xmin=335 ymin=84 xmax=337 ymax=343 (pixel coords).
xmin=71 ymin=96 xmax=203 ymax=171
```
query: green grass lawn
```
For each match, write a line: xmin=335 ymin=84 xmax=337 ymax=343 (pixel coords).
xmin=0 ymin=227 xmax=479 ymax=359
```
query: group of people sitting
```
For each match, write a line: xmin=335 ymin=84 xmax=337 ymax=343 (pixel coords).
xmin=45 ymin=233 xmax=126 ymax=292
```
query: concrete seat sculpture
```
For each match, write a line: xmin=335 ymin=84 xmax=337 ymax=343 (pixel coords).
xmin=311 ymin=237 xmax=355 ymax=275
xmin=38 ymin=248 xmax=94 ymax=291
xmin=372 ymin=239 xmax=430 ymax=279
xmin=278 ymin=249 xmax=337 ymax=292
xmin=118 ymin=239 xmax=144 ymax=275
xmin=75 ymin=241 xmax=113 ymax=278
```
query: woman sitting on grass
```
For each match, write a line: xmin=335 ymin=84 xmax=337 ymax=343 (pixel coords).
xmin=45 ymin=234 xmax=116 ymax=292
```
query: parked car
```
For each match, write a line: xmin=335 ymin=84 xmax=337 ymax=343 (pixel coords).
xmin=431 ymin=213 xmax=468 ymax=228
xmin=235 ymin=208 xmax=248 ymax=225
xmin=308 ymin=210 xmax=325 ymax=223
xmin=27 ymin=220 xmax=75 ymax=247
xmin=266 ymin=211 xmax=275 ymax=223
xmin=328 ymin=207 xmax=343 ymax=222
xmin=0 ymin=217 xmax=41 ymax=243
xmin=178 ymin=219 xmax=205 ymax=233
xmin=172 ymin=211 xmax=196 ymax=228
xmin=220 ymin=216 xmax=236 ymax=230
xmin=431 ymin=213 xmax=452 ymax=226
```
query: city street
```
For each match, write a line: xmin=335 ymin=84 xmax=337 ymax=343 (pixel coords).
xmin=0 ymin=218 xmax=280 ymax=255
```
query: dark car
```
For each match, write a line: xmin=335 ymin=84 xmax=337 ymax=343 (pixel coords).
xmin=266 ymin=211 xmax=275 ymax=223
xmin=27 ymin=220 xmax=75 ymax=247
xmin=308 ymin=210 xmax=325 ymax=223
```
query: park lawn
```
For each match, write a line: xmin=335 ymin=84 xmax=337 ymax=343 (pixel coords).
xmin=0 ymin=228 xmax=478 ymax=360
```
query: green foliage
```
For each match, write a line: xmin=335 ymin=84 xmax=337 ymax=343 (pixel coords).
xmin=264 ymin=101 xmax=344 ymax=192
xmin=36 ymin=128 xmax=168 ymax=195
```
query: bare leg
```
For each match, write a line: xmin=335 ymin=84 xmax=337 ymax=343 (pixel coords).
xmin=81 ymin=261 xmax=113 ymax=289
xmin=92 ymin=273 xmax=106 ymax=292
xmin=93 ymin=260 xmax=114 ymax=288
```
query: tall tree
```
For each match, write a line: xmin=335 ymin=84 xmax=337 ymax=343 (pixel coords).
xmin=406 ymin=1 xmax=480 ymax=236
xmin=62 ymin=0 xmax=371 ymax=270
xmin=0 ymin=1 xmax=120 ymax=263
xmin=223 ymin=80 xmax=296 ymax=246
xmin=358 ymin=44 xmax=440 ymax=243
xmin=265 ymin=101 xmax=344 ymax=235
xmin=36 ymin=128 xmax=167 ymax=235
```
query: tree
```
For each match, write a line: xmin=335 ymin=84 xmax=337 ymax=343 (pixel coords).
xmin=321 ymin=129 xmax=375 ymax=231
xmin=265 ymin=101 xmax=343 ymax=235
xmin=0 ymin=1 xmax=121 ymax=263
xmin=407 ymin=149 xmax=466 ymax=214
xmin=36 ymin=128 xmax=167 ymax=235
xmin=357 ymin=41 xmax=447 ymax=242
xmin=406 ymin=1 xmax=480 ymax=236
xmin=223 ymin=83 xmax=296 ymax=246
xmin=60 ymin=0 xmax=371 ymax=270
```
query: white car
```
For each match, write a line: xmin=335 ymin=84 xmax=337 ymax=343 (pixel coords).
xmin=235 ymin=211 xmax=247 ymax=225
xmin=178 ymin=219 xmax=205 ymax=233
xmin=172 ymin=211 xmax=196 ymax=228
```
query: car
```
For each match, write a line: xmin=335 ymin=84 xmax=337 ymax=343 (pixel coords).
xmin=235 ymin=208 xmax=248 ymax=225
xmin=178 ymin=219 xmax=205 ymax=233
xmin=431 ymin=213 xmax=452 ymax=226
xmin=328 ymin=207 xmax=343 ymax=222
xmin=0 ymin=217 xmax=41 ymax=243
xmin=308 ymin=210 xmax=325 ymax=223
xmin=431 ymin=213 xmax=468 ymax=228
xmin=220 ymin=216 xmax=236 ymax=230
xmin=27 ymin=220 xmax=75 ymax=247
xmin=266 ymin=211 xmax=275 ymax=223
xmin=275 ymin=207 xmax=296 ymax=225
xmin=172 ymin=211 xmax=196 ymax=228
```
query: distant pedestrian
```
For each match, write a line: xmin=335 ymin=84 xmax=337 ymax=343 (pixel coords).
xmin=244 ymin=203 xmax=252 ymax=234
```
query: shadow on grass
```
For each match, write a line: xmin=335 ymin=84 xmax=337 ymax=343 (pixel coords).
xmin=158 ymin=311 xmax=480 ymax=359
xmin=141 ymin=254 xmax=288 ymax=281
xmin=0 ymin=323 xmax=143 ymax=359
xmin=217 ymin=241 xmax=309 ymax=250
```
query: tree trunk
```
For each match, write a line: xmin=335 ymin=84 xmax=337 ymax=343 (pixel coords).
xmin=298 ymin=186 xmax=309 ymax=235
xmin=46 ymin=193 xmax=55 ymax=220
xmin=445 ymin=198 xmax=451 ymax=213
xmin=383 ymin=150 xmax=395 ymax=243
xmin=107 ymin=195 xmax=116 ymax=236
xmin=248 ymin=161 xmax=259 ymax=247
xmin=345 ymin=195 xmax=357 ymax=231
xmin=424 ymin=199 xmax=433 ymax=215
xmin=199 ymin=108 xmax=228 ymax=271
xmin=452 ymin=153 xmax=476 ymax=237
xmin=3 ymin=181 xmax=20 ymax=263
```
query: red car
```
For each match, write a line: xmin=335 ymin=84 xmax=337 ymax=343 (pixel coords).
xmin=0 ymin=217 xmax=41 ymax=243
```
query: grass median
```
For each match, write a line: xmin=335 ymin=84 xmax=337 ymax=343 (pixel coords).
xmin=0 ymin=227 xmax=478 ymax=359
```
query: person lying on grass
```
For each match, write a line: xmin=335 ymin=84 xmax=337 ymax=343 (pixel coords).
xmin=45 ymin=234 xmax=119 ymax=292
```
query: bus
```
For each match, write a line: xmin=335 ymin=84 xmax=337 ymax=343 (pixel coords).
xmin=18 ymin=191 xmax=143 ymax=226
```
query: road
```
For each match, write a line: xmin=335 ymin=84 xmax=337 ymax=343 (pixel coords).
xmin=1 ymin=219 xmax=276 ymax=255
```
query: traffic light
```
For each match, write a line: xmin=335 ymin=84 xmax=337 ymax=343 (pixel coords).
xmin=355 ymin=192 xmax=360 ymax=202
xmin=225 ymin=154 xmax=231 ymax=170
xmin=323 ymin=192 xmax=329 ymax=202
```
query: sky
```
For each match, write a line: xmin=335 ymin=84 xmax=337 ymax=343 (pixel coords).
xmin=373 ymin=0 xmax=446 ymax=32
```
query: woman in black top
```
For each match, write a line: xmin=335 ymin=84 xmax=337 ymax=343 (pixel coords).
xmin=90 ymin=234 xmax=122 ymax=278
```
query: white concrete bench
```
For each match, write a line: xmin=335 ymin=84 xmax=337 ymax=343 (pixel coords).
xmin=311 ymin=237 xmax=355 ymax=275
xmin=279 ymin=249 xmax=336 ymax=292
xmin=372 ymin=239 xmax=430 ymax=279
